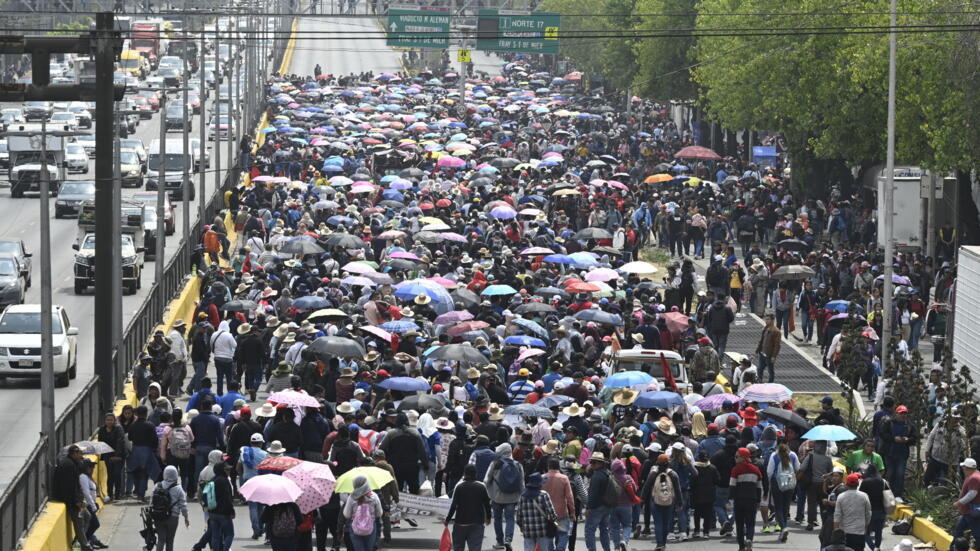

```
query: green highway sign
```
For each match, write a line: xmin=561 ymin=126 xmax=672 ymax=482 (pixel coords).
xmin=476 ymin=10 xmax=560 ymax=54
xmin=386 ymin=8 xmax=450 ymax=49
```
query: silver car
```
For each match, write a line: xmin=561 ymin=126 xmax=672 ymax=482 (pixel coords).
xmin=64 ymin=143 xmax=88 ymax=174
xmin=0 ymin=255 xmax=26 ymax=307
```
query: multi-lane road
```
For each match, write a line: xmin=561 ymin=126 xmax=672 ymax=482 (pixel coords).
xmin=0 ymin=85 xmax=234 ymax=484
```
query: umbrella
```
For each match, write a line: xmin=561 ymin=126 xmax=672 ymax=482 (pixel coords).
xmin=283 ymin=462 xmax=336 ymax=514
xmin=268 ymin=389 xmax=322 ymax=408
xmin=771 ymin=265 xmax=816 ymax=281
xmin=397 ymin=394 xmax=448 ymax=413
xmin=427 ymin=343 xmax=487 ymax=363
xmin=377 ymin=377 xmax=431 ymax=392
xmin=503 ymin=403 xmax=555 ymax=418
xmin=801 ymin=425 xmax=858 ymax=441
xmin=335 ymin=467 xmax=395 ymax=493
xmin=70 ymin=440 xmax=114 ymax=455
xmin=380 ymin=320 xmax=420 ymax=333
xmin=619 ymin=261 xmax=659 ymax=275
xmin=739 ymin=383 xmax=793 ymax=403
xmin=777 ymin=239 xmax=811 ymax=253
xmin=279 ymin=238 xmax=326 ymax=255
xmin=758 ymin=408 xmax=812 ymax=431
xmin=876 ymin=274 xmax=913 ymax=286
xmin=565 ymin=281 xmax=601 ymax=293
xmin=307 ymin=309 xmax=349 ymax=321
xmin=514 ymin=302 xmax=556 ymax=314
xmin=504 ymin=335 xmax=546 ymax=347
xmin=674 ymin=145 xmax=721 ymax=160
xmin=585 ymin=268 xmax=621 ymax=282
xmin=358 ymin=325 xmax=392 ymax=342
xmin=324 ymin=233 xmax=364 ymax=249
xmin=824 ymin=300 xmax=862 ymax=314
xmin=512 ymin=318 xmax=549 ymax=339
xmin=291 ymin=296 xmax=331 ymax=310
xmin=482 ymin=284 xmax=518 ymax=296
xmin=341 ymin=276 xmax=376 ymax=287
xmin=634 ymin=391 xmax=685 ymax=409
xmin=661 ymin=312 xmax=691 ymax=335
xmin=239 ymin=474 xmax=304 ymax=505
xmin=538 ymin=394 xmax=574 ymax=408
xmin=694 ymin=394 xmax=741 ymax=411
xmin=309 ymin=336 xmax=366 ymax=358
xmin=575 ymin=227 xmax=612 ymax=240
xmin=257 ymin=455 xmax=303 ymax=472
xmin=573 ymin=309 xmax=623 ymax=326
xmin=448 ymin=320 xmax=490 ymax=336
xmin=606 ymin=371 xmax=654 ymax=388
xmin=435 ymin=310 xmax=474 ymax=324
xmin=221 ymin=300 xmax=258 ymax=313
xmin=342 ymin=261 xmax=377 ymax=274
xmin=534 ymin=287 xmax=570 ymax=300
xmin=451 ymin=288 xmax=481 ymax=307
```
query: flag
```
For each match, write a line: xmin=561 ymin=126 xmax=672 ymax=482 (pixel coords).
xmin=660 ymin=352 xmax=678 ymax=392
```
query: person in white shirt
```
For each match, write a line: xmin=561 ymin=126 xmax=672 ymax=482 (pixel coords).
xmin=209 ymin=321 xmax=238 ymax=395
xmin=284 ymin=333 xmax=309 ymax=367
xmin=168 ymin=320 xmax=189 ymax=396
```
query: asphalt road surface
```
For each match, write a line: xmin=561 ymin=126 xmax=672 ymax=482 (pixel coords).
xmin=0 ymin=87 xmax=234 ymax=488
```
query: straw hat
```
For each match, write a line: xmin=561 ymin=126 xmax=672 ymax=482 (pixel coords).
xmin=543 ymin=440 xmax=560 ymax=454
xmin=266 ymin=440 xmax=286 ymax=457
xmin=562 ymin=403 xmax=586 ymax=417
xmin=340 ymin=367 xmax=355 ymax=378
xmin=363 ymin=351 xmax=380 ymax=362
xmin=435 ymin=418 xmax=454 ymax=430
xmin=631 ymin=333 xmax=645 ymax=344
xmin=613 ymin=388 xmax=639 ymax=406
xmin=255 ymin=403 xmax=277 ymax=418
xmin=261 ymin=287 xmax=278 ymax=299
xmin=265 ymin=316 xmax=281 ymax=328
xmin=236 ymin=323 xmax=252 ymax=335
xmin=487 ymin=403 xmax=504 ymax=421
xmin=414 ymin=294 xmax=431 ymax=305
xmin=273 ymin=324 xmax=290 ymax=338
xmin=337 ymin=402 xmax=355 ymax=414
xmin=589 ymin=451 xmax=609 ymax=463
xmin=466 ymin=367 xmax=481 ymax=380
xmin=656 ymin=418 xmax=677 ymax=436
xmin=400 ymin=307 xmax=414 ymax=317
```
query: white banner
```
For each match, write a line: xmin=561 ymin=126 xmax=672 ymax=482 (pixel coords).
xmin=397 ymin=492 xmax=452 ymax=518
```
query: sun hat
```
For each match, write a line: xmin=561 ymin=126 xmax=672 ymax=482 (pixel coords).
xmin=488 ymin=403 xmax=504 ymax=421
xmin=267 ymin=440 xmax=286 ymax=457
xmin=337 ymin=402 xmax=355 ymax=414
xmin=543 ymin=440 xmax=560 ymax=454
xmin=562 ymin=404 xmax=586 ymax=417
xmin=589 ymin=452 xmax=609 ymax=463
xmin=613 ymin=388 xmax=639 ymax=406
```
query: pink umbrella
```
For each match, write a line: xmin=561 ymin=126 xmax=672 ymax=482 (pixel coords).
xmin=427 ymin=276 xmax=459 ymax=288
xmin=448 ymin=320 xmax=490 ymax=336
xmin=435 ymin=310 xmax=473 ymax=324
xmin=607 ymin=180 xmax=630 ymax=191
xmin=438 ymin=232 xmax=468 ymax=243
xmin=542 ymin=151 xmax=563 ymax=159
xmin=389 ymin=251 xmax=419 ymax=261
xmin=517 ymin=347 xmax=547 ymax=363
xmin=585 ymin=268 xmax=620 ymax=282
xmin=437 ymin=156 xmax=466 ymax=168
xmin=240 ymin=474 xmax=304 ymax=506
xmin=520 ymin=247 xmax=554 ymax=255
xmin=284 ymin=462 xmax=337 ymax=514
xmin=378 ymin=230 xmax=406 ymax=239
xmin=358 ymin=325 xmax=392 ymax=341
xmin=268 ymin=390 xmax=321 ymax=408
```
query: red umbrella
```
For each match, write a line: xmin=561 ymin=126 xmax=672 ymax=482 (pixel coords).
xmin=661 ymin=312 xmax=690 ymax=336
xmin=565 ymin=281 xmax=601 ymax=293
xmin=436 ymin=198 xmax=452 ymax=207
xmin=674 ymin=145 xmax=721 ymax=160
xmin=447 ymin=320 xmax=490 ymax=336
xmin=363 ymin=138 xmax=383 ymax=145
xmin=257 ymin=456 xmax=303 ymax=472
xmin=419 ymin=202 xmax=434 ymax=210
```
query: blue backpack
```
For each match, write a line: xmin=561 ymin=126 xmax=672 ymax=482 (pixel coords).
xmin=496 ymin=458 xmax=522 ymax=493
xmin=473 ymin=448 xmax=497 ymax=480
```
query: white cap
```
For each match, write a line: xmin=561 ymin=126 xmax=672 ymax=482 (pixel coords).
xmin=250 ymin=433 xmax=265 ymax=443
xmin=551 ymin=421 xmax=563 ymax=431
xmin=622 ymin=444 xmax=632 ymax=454
xmin=646 ymin=442 xmax=662 ymax=453
xmin=671 ymin=442 xmax=686 ymax=451
xmin=962 ymin=458 xmax=978 ymax=469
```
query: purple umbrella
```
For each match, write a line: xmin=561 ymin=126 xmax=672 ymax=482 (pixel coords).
xmin=694 ymin=393 xmax=740 ymax=411
xmin=438 ymin=232 xmax=468 ymax=243
xmin=434 ymin=310 xmax=474 ymax=324
xmin=490 ymin=205 xmax=518 ymax=219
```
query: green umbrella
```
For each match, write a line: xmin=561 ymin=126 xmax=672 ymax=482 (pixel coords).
xmin=335 ymin=466 xmax=395 ymax=493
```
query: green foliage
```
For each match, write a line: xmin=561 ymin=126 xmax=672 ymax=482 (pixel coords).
xmin=49 ymin=18 xmax=93 ymax=36
xmin=630 ymin=0 xmax=697 ymax=100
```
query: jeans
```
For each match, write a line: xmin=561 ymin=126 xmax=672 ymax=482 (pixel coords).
xmin=106 ymin=459 xmax=124 ymax=499
xmin=245 ymin=362 xmax=263 ymax=391
xmin=950 ymin=514 xmax=980 ymax=551
xmin=193 ymin=445 xmax=215 ymax=498
xmin=86 ymin=506 xmax=101 ymax=543
xmin=350 ymin=530 xmax=377 ymax=551
xmin=909 ymin=319 xmax=923 ymax=349
xmin=775 ymin=309 xmax=790 ymax=338
xmin=187 ymin=361 xmax=208 ymax=393
xmin=694 ymin=239 xmax=704 ymax=258
xmin=866 ymin=510 xmax=886 ymax=550
xmin=713 ymin=487 xmax=731 ymax=527
xmin=249 ymin=501 xmax=265 ymax=536
xmin=795 ymin=482 xmax=807 ymax=521
xmin=524 ymin=537 xmax=553 ymax=551
xmin=213 ymin=358 xmax=236 ymax=395
xmin=845 ymin=532 xmax=866 ymax=551
xmin=923 ymin=457 xmax=950 ymax=487
xmin=155 ymin=515 xmax=179 ymax=551
xmin=209 ymin=513 xmax=235 ymax=551
xmin=491 ymin=501 xmax=516 ymax=545
xmin=759 ymin=354 xmax=775 ymax=383
xmin=585 ymin=506 xmax=611 ymax=551
xmin=887 ymin=452 xmax=909 ymax=497
xmin=801 ymin=309 xmax=814 ymax=341
xmin=69 ymin=506 xmax=92 ymax=551
xmin=652 ymin=504 xmax=673 ymax=546
xmin=675 ymin=491 xmax=690 ymax=534
xmin=713 ymin=333 xmax=729 ymax=357
xmin=555 ymin=516 xmax=572 ymax=551
xmin=733 ymin=503 xmax=756 ymax=546
xmin=451 ymin=523 xmax=485 ymax=551
xmin=609 ymin=505 xmax=632 ymax=547
xmin=771 ymin=488 xmax=793 ymax=529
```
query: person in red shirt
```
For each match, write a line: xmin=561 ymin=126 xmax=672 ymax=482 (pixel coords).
xmin=729 ymin=447 xmax=763 ymax=550
xmin=951 ymin=458 xmax=980 ymax=550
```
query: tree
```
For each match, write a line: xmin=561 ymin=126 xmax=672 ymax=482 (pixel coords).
xmin=630 ymin=0 xmax=698 ymax=100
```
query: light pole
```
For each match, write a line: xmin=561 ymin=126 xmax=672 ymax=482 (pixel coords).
xmin=882 ymin=0 xmax=898 ymax=371
xmin=113 ymin=108 xmax=141 ymax=383
xmin=199 ymin=27 xmax=207 ymax=230
xmin=182 ymin=43 xmax=191 ymax=264
xmin=214 ymin=28 xmax=222 ymax=211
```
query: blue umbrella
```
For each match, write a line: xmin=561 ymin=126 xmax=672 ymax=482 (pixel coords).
xmin=542 ymin=254 xmax=573 ymax=264
xmin=634 ymin=391 xmax=685 ymax=409
xmin=504 ymin=335 xmax=546 ymax=347
xmin=326 ymin=215 xmax=355 ymax=227
xmin=380 ymin=320 xmax=420 ymax=333
xmin=482 ymin=284 xmax=518 ymax=296
xmin=292 ymin=296 xmax=331 ymax=310
xmin=377 ymin=377 xmax=431 ymax=392
xmin=569 ymin=252 xmax=599 ymax=268
xmin=394 ymin=283 xmax=441 ymax=301
xmin=381 ymin=189 xmax=405 ymax=201
xmin=825 ymin=300 xmax=862 ymax=314
xmin=512 ymin=318 xmax=548 ymax=339
xmin=605 ymin=371 xmax=654 ymax=388
xmin=574 ymin=309 xmax=623 ymax=326
xmin=538 ymin=394 xmax=574 ymax=408
xmin=801 ymin=425 xmax=858 ymax=441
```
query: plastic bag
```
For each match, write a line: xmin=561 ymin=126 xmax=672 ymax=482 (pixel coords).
xmin=440 ymin=526 xmax=452 ymax=551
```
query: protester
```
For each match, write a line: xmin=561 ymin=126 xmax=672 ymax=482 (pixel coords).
xmin=515 ymin=472 xmax=559 ymax=551
xmin=152 ymin=465 xmax=190 ymax=551
xmin=834 ymin=473 xmax=872 ymax=551
xmin=446 ymin=464 xmax=492 ymax=551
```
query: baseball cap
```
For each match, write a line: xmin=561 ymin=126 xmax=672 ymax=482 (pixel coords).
xmin=846 ymin=473 xmax=862 ymax=486
xmin=820 ymin=396 xmax=834 ymax=404
xmin=622 ymin=444 xmax=633 ymax=454
xmin=714 ymin=255 xmax=723 ymax=261
xmin=250 ymin=433 xmax=265 ymax=443
xmin=518 ymin=368 xmax=530 ymax=377
xmin=707 ymin=423 xmax=719 ymax=434
xmin=895 ymin=405 xmax=909 ymax=413
xmin=698 ymin=337 xmax=711 ymax=345
xmin=736 ymin=447 xmax=751 ymax=459
xmin=832 ymin=465 xmax=846 ymax=474
xmin=961 ymin=458 xmax=978 ymax=469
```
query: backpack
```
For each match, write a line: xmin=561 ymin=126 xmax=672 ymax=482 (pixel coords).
xmin=351 ymin=500 xmax=376 ymax=536
xmin=168 ymin=426 xmax=193 ymax=459
xmin=602 ymin=473 xmax=622 ymax=507
xmin=150 ymin=482 xmax=174 ymax=521
xmin=271 ymin=506 xmax=297 ymax=539
xmin=495 ymin=458 xmax=522 ymax=493
xmin=775 ymin=461 xmax=797 ymax=492
xmin=653 ymin=472 xmax=674 ymax=506
xmin=201 ymin=480 xmax=218 ymax=512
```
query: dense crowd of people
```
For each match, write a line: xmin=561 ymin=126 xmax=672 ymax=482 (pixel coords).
xmin=49 ymin=54 xmax=972 ymax=551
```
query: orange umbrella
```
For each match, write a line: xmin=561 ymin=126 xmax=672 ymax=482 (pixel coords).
xmin=644 ymin=173 xmax=673 ymax=184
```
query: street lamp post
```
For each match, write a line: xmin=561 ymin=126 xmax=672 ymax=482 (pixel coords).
xmin=882 ymin=0 xmax=898 ymax=370
xmin=113 ymin=108 xmax=141 ymax=382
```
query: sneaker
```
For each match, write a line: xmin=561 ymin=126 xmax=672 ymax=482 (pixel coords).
xmin=632 ymin=527 xmax=641 ymax=539
xmin=619 ymin=544 xmax=627 ymax=551
xmin=806 ymin=523 xmax=815 ymax=531
xmin=774 ymin=524 xmax=782 ymax=532
xmin=762 ymin=526 xmax=772 ymax=534
xmin=746 ymin=541 xmax=753 ymax=551
xmin=779 ymin=530 xmax=789 ymax=543
xmin=681 ymin=533 xmax=689 ymax=541
xmin=642 ymin=528 xmax=651 ymax=536
xmin=703 ymin=530 xmax=711 ymax=539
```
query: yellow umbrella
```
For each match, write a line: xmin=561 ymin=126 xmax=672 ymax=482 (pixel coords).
xmin=553 ymin=189 xmax=581 ymax=196
xmin=683 ymin=177 xmax=703 ymax=187
xmin=419 ymin=216 xmax=443 ymax=225
xmin=334 ymin=466 xmax=395 ymax=493
xmin=644 ymin=173 xmax=673 ymax=184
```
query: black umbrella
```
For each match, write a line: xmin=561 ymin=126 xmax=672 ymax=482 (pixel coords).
xmin=384 ymin=259 xmax=416 ymax=271
xmin=400 ymin=167 xmax=424 ymax=179
xmin=397 ymin=394 xmax=448 ymax=414
xmin=490 ymin=157 xmax=521 ymax=169
xmin=413 ymin=231 xmax=442 ymax=244
xmin=221 ymin=300 xmax=257 ymax=312
xmin=379 ymin=200 xmax=406 ymax=209
xmin=575 ymin=227 xmax=612 ymax=240
xmin=308 ymin=336 xmax=366 ymax=359
xmin=278 ymin=237 xmax=326 ymax=255
xmin=592 ymin=246 xmax=622 ymax=256
xmin=451 ymin=288 xmax=480 ymax=307
xmin=324 ymin=233 xmax=363 ymax=249
xmin=777 ymin=238 xmax=811 ymax=253
xmin=428 ymin=343 xmax=488 ymax=363
xmin=771 ymin=265 xmax=816 ymax=281
xmin=758 ymin=408 xmax=812 ymax=431
xmin=514 ymin=302 xmax=556 ymax=314
xmin=534 ymin=286 xmax=570 ymax=300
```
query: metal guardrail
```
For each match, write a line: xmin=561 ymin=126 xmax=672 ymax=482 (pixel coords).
xmin=0 ymin=14 xmax=293 ymax=544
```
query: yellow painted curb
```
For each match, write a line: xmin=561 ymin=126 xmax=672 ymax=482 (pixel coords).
xmin=278 ymin=18 xmax=299 ymax=75
xmin=19 ymin=502 xmax=70 ymax=551
xmin=891 ymin=503 xmax=957 ymax=551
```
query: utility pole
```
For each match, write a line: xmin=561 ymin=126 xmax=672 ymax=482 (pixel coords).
xmin=199 ymin=27 xmax=207 ymax=232
xmin=182 ymin=41 xmax=191 ymax=264
xmin=213 ymin=28 xmax=222 ymax=217
xmin=156 ymin=89 xmax=167 ymax=287
xmin=454 ymin=0 xmax=466 ymax=119
xmin=881 ymin=0 xmax=898 ymax=371
xmin=38 ymin=118 xmax=54 ymax=470
xmin=94 ymin=11 xmax=117 ymax=409
xmin=112 ymin=111 xmax=123 ymax=386
xmin=927 ymin=171 xmax=937 ymax=261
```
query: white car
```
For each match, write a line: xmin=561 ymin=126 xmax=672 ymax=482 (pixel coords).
xmin=0 ymin=304 xmax=78 ymax=387
xmin=75 ymin=134 xmax=96 ymax=157
xmin=64 ymin=143 xmax=88 ymax=174
xmin=48 ymin=111 xmax=78 ymax=132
